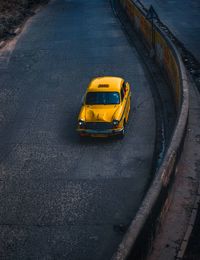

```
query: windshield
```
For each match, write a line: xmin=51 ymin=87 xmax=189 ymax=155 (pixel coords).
xmin=85 ymin=92 xmax=120 ymax=105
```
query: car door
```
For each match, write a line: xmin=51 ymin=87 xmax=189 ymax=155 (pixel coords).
xmin=120 ymin=84 xmax=126 ymax=123
xmin=124 ymin=82 xmax=131 ymax=121
xmin=121 ymin=82 xmax=130 ymax=123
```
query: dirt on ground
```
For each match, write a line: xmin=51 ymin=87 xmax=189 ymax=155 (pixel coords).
xmin=0 ymin=0 xmax=48 ymax=40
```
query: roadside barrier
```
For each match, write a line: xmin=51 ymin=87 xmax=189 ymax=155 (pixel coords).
xmin=112 ymin=0 xmax=189 ymax=259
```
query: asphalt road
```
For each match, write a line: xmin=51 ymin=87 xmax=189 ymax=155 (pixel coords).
xmin=0 ymin=0 xmax=155 ymax=259
xmin=140 ymin=0 xmax=200 ymax=61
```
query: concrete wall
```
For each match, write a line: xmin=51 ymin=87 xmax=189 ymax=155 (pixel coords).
xmin=112 ymin=0 xmax=189 ymax=259
xmin=123 ymin=0 xmax=182 ymax=109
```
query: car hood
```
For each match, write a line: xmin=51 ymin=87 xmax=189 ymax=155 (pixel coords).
xmin=85 ymin=105 xmax=119 ymax=122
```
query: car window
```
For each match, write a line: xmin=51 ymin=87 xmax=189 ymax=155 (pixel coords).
xmin=121 ymin=88 xmax=124 ymax=101
xmin=85 ymin=92 xmax=120 ymax=105
xmin=123 ymin=82 xmax=126 ymax=92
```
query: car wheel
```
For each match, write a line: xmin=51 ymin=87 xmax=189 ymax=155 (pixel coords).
xmin=118 ymin=121 xmax=125 ymax=139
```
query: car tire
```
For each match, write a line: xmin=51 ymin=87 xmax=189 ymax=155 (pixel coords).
xmin=118 ymin=121 xmax=125 ymax=139
xmin=119 ymin=129 xmax=125 ymax=139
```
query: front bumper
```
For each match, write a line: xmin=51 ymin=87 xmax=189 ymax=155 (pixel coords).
xmin=77 ymin=127 xmax=124 ymax=136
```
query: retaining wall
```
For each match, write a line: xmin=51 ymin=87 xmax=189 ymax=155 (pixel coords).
xmin=112 ymin=0 xmax=189 ymax=259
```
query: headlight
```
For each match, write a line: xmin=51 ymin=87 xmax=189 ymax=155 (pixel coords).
xmin=112 ymin=120 xmax=119 ymax=127
xmin=78 ymin=120 xmax=85 ymax=127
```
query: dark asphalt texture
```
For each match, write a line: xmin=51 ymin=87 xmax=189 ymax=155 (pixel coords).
xmin=0 ymin=0 xmax=156 ymax=259
xmin=141 ymin=0 xmax=200 ymax=61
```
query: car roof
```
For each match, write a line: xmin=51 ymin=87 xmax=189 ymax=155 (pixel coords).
xmin=87 ymin=76 xmax=124 ymax=92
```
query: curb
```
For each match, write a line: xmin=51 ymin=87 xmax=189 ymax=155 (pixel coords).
xmin=176 ymin=182 xmax=200 ymax=259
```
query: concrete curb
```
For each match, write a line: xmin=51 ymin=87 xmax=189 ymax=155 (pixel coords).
xmin=111 ymin=0 xmax=189 ymax=259
xmin=176 ymin=182 xmax=200 ymax=259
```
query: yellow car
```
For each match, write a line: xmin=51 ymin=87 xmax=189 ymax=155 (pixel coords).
xmin=77 ymin=76 xmax=131 ymax=138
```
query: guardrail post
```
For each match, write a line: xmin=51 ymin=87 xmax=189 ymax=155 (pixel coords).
xmin=146 ymin=5 xmax=159 ymax=57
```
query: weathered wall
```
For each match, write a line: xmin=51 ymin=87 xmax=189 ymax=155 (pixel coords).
xmin=112 ymin=0 xmax=189 ymax=259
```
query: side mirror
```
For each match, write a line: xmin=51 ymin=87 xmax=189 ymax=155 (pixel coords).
xmin=125 ymin=82 xmax=129 ymax=91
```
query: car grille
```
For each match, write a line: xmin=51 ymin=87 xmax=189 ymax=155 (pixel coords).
xmin=85 ymin=122 xmax=112 ymax=130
